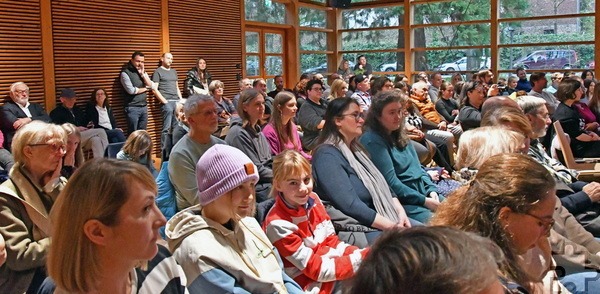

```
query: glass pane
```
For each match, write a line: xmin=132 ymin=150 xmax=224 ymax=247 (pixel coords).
xmin=246 ymin=55 xmax=260 ymax=77
xmin=499 ymin=17 xmax=595 ymax=45
xmin=342 ymin=52 xmax=406 ymax=73
xmin=266 ymin=55 xmax=283 ymax=76
xmin=342 ymin=6 xmax=403 ymax=29
xmin=244 ymin=0 xmax=286 ymax=24
xmin=300 ymin=31 xmax=327 ymax=51
xmin=413 ymin=49 xmax=491 ymax=72
xmin=301 ymin=54 xmax=327 ymax=74
xmin=266 ymin=78 xmax=275 ymax=93
xmin=245 ymin=32 xmax=259 ymax=53
xmin=342 ymin=29 xmax=401 ymax=51
xmin=265 ymin=33 xmax=283 ymax=54
xmin=299 ymin=7 xmax=326 ymax=28
xmin=498 ymin=45 xmax=593 ymax=70
xmin=413 ymin=0 xmax=491 ymax=25
xmin=415 ymin=24 xmax=490 ymax=48
xmin=499 ymin=0 xmax=595 ymax=19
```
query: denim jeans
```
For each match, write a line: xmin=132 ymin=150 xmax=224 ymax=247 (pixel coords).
xmin=161 ymin=101 xmax=178 ymax=159
xmin=125 ymin=106 xmax=148 ymax=133
xmin=105 ymin=128 xmax=126 ymax=143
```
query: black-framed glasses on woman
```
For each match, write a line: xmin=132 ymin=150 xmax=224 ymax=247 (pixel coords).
xmin=341 ymin=112 xmax=365 ymax=122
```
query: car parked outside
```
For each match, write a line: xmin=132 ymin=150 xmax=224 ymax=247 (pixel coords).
xmin=512 ymin=50 xmax=577 ymax=70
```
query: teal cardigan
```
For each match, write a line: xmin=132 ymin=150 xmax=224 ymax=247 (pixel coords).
xmin=360 ymin=130 xmax=437 ymax=206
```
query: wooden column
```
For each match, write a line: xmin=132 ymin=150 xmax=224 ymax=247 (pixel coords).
xmin=490 ymin=0 xmax=499 ymax=79
xmin=40 ymin=0 xmax=55 ymax=109
xmin=595 ymin=0 xmax=600 ymax=78
xmin=404 ymin=0 xmax=412 ymax=81
xmin=161 ymin=0 xmax=170 ymax=53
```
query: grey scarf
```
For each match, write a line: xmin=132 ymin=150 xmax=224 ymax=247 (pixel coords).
xmin=326 ymin=139 xmax=400 ymax=223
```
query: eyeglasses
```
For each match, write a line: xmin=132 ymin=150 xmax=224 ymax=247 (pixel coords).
xmin=341 ymin=112 xmax=365 ymax=122
xmin=311 ymin=87 xmax=323 ymax=92
xmin=29 ymin=143 xmax=67 ymax=154
xmin=522 ymin=212 xmax=555 ymax=236
xmin=15 ymin=89 xmax=28 ymax=94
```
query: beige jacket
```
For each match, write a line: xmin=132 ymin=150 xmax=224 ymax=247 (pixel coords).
xmin=0 ymin=166 xmax=66 ymax=293
xmin=551 ymin=197 xmax=600 ymax=273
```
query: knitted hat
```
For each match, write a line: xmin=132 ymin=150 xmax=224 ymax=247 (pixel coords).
xmin=196 ymin=144 xmax=259 ymax=206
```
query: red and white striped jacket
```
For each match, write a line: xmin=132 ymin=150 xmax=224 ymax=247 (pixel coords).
xmin=263 ymin=192 xmax=369 ymax=294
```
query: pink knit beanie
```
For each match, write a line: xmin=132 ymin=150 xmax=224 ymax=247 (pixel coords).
xmin=196 ymin=144 xmax=259 ymax=206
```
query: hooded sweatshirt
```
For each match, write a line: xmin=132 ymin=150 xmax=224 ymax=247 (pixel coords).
xmin=166 ymin=205 xmax=297 ymax=294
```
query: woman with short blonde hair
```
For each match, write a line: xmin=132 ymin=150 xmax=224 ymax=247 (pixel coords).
xmin=456 ymin=126 xmax=526 ymax=170
xmin=0 ymin=121 xmax=67 ymax=293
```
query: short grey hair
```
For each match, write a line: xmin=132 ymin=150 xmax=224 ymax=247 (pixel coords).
xmin=184 ymin=94 xmax=214 ymax=117
xmin=12 ymin=121 xmax=66 ymax=165
xmin=516 ymin=96 xmax=547 ymax=115
xmin=9 ymin=82 xmax=28 ymax=94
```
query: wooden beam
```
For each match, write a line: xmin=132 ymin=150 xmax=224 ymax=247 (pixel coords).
xmin=404 ymin=0 xmax=412 ymax=80
xmin=490 ymin=0 xmax=498 ymax=79
xmin=161 ymin=0 xmax=170 ymax=53
xmin=40 ymin=0 xmax=56 ymax=110
xmin=596 ymin=0 xmax=600 ymax=78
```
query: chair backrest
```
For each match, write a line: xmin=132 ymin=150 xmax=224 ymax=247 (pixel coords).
xmin=106 ymin=142 xmax=125 ymax=158
xmin=553 ymin=121 xmax=578 ymax=169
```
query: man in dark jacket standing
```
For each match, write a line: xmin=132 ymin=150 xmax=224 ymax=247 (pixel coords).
xmin=119 ymin=51 xmax=157 ymax=132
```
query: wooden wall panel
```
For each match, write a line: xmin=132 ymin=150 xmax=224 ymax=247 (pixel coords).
xmin=0 ymin=0 xmax=44 ymax=106
xmin=168 ymin=0 xmax=242 ymax=98
xmin=51 ymin=0 xmax=163 ymax=154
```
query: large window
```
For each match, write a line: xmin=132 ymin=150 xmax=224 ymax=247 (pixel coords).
xmin=299 ymin=5 xmax=331 ymax=75
xmin=498 ymin=0 xmax=596 ymax=72
xmin=340 ymin=5 xmax=405 ymax=74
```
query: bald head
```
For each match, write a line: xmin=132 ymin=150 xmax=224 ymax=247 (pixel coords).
xmin=481 ymin=96 xmax=521 ymax=118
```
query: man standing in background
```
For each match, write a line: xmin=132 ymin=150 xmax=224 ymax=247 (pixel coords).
xmin=152 ymin=52 xmax=183 ymax=160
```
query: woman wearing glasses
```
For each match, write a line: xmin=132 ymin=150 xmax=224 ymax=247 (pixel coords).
xmin=0 ymin=121 xmax=67 ymax=293
xmin=431 ymin=153 xmax=558 ymax=293
xmin=312 ymin=98 xmax=414 ymax=248
xmin=458 ymin=81 xmax=486 ymax=132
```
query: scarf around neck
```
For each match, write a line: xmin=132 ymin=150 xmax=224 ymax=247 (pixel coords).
xmin=324 ymin=138 xmax=399 ymax=223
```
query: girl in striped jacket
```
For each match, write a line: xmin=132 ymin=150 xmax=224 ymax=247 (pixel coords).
xmin=263 ymin=150 xmax=369 ymax=294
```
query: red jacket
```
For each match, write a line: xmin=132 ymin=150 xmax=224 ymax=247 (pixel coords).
xmin=263 ymin=193 xmax=369 ymax=294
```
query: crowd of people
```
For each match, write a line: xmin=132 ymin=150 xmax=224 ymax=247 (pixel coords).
xmin=1 ymin=49 xmax=600 ymax=293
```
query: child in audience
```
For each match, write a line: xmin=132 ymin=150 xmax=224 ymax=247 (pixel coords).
xmin=346 ymin=226 xmax=505 ymax=294
xmin=60 ymin=123 xmax=84 ymax=178
xmin=42 ymin=159 xmax=186 ymax=293
xmin=166 ymin=144 xmax=303 ymax=294
xmin=117 ymin=130 xmax=156 ymax=177
xmin=263 ymin=150 xmax=369 ymax=294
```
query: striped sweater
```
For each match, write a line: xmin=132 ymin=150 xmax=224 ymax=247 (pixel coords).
xmin=263 ymin=193 xmax=369 ymax=294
